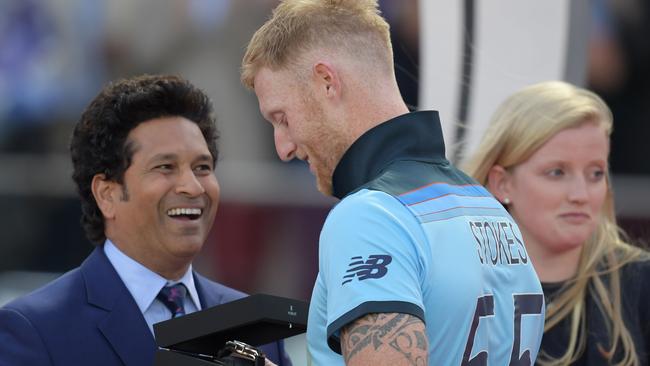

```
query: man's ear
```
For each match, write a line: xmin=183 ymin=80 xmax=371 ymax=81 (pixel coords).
xmin=91 ymin=174 xmax=118 ymax=219
xmin=486 ymin=165 xmax=512 ymax=205
xmin=313 ymin=61 xmax=340 ymax=99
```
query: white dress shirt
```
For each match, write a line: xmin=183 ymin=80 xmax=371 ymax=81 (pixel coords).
xmin=103 ymin=239 xmax=201 ymax=335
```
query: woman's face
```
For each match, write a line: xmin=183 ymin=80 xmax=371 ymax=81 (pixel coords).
xmin=502 ymin=121 xmax=609 ymax=256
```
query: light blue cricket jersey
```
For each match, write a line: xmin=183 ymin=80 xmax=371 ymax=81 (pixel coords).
xmin=307 ymin=111 xmax=544 ymax=365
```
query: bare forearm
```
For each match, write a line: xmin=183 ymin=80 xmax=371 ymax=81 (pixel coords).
xmin=340 ymin=313 xmax=428 ymax=366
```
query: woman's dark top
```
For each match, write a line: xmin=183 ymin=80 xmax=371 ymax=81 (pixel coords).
xmin=538 ymin=259 xmax=650 ymax=365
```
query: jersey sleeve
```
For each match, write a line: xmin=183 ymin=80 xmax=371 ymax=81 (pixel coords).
xmin=319 ymin=189 xmax=428 ymax=352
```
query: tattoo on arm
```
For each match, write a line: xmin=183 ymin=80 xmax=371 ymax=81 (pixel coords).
xmin=341 ymin=313 xmax=428 ymax=365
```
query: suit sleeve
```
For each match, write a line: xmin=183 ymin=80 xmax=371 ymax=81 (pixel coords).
xmin=260 ymin=339 xmax=292 ymax=366
xmin=0 ymin=308 xmax=53 ymax=366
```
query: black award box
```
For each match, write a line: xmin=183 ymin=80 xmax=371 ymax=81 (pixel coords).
xmin=153 ymin=293 xmax=309 ymax=365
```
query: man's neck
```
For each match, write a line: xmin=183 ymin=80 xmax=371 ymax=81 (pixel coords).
xmin=347 ymin=93 xmax=410 ymax=144
xmin=154 ymin=264 xmax=192 ymax=282
xmin=106 ymin=236 xmax=193 ymax=281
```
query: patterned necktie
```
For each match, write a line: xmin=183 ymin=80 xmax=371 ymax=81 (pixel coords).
xmin=156 ymin=283 xmax=187 ymax=318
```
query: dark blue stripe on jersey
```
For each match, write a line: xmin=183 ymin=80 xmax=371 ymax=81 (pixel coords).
xmin=417 ymin=206 xmax=510 ymax=223
xmin=399 ymin=183 xmax=491 ymax=206
xmin=404 ymin=194 xmax=504 ymax=217
xmin=326 ymin=301 xmax=425 ymax=354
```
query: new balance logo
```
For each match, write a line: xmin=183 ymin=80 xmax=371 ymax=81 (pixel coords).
xmin=342 ymin=255 xmax=392 ymax=285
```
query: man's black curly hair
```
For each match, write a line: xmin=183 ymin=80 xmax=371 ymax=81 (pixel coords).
xmin=70 ymin=74 xmax=219 ymax=245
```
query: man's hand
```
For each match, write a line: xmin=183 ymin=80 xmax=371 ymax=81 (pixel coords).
xmin=340 ymin=312 xmax=427 ymax=366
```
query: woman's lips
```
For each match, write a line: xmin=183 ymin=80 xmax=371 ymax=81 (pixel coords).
xmin=559 ymin=212 xmax=590 ymax=224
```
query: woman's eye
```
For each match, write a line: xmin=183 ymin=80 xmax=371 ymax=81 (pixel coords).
xmin=589 ymin=168 xmax=606 ymax=181
xmin=546 ymin=168 xmax=564 ymax=177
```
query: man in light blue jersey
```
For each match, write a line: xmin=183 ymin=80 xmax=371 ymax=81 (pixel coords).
xmin=241 ymin=1 xmax=545 ymax=364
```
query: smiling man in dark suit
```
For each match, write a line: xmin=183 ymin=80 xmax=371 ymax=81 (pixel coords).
xmin=0 ymin=75 xmax=291 ymax=366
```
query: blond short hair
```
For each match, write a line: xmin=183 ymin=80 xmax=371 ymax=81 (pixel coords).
xmin=241 ymin=0 xmax=393 ymax=89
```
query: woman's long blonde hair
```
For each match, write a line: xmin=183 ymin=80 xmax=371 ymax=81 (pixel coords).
xmin=463 ymin=81 xmax=646 ymax=366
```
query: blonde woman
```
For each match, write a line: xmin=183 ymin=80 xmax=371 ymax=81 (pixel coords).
xmin=463 ymin=81 xmax=649 ymax=365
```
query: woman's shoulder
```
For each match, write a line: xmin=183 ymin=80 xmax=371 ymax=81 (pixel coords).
xmin=618 ymin=248 xmax=650 ymax=276
xmin=617 ymin=250 xmax=650 ymax=305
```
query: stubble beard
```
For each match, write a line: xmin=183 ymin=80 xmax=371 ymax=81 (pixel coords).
xmin=315 ymin=162 xmax=334 ymax=196
xmin=302 ymin=92 xmax=350 ymax=197
xmin=312 ymin=131 xmax=349 ymax=197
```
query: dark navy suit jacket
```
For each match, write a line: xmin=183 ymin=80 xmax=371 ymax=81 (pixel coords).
xmin=0 ymin=247 xmax=291 ymax=366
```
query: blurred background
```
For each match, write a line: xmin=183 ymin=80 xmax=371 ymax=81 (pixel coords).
xmin=0 ymin=0 xmax=649 ymax=362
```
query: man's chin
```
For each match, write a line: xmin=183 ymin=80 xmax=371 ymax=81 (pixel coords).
xmin=316 ymin=177 xmax=333 ymax=197
xmin=170 ymin=236 xmax=205 ymax=255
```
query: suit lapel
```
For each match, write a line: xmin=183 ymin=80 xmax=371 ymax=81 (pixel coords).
xmin=81 ymin=248 xmax=157 ymax=366
xmin=194 ymin=272 xmax=225 ymax=308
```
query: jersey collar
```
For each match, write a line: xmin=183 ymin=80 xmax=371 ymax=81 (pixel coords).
xmin=332 ymin=110 xmax=447 ymax=199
